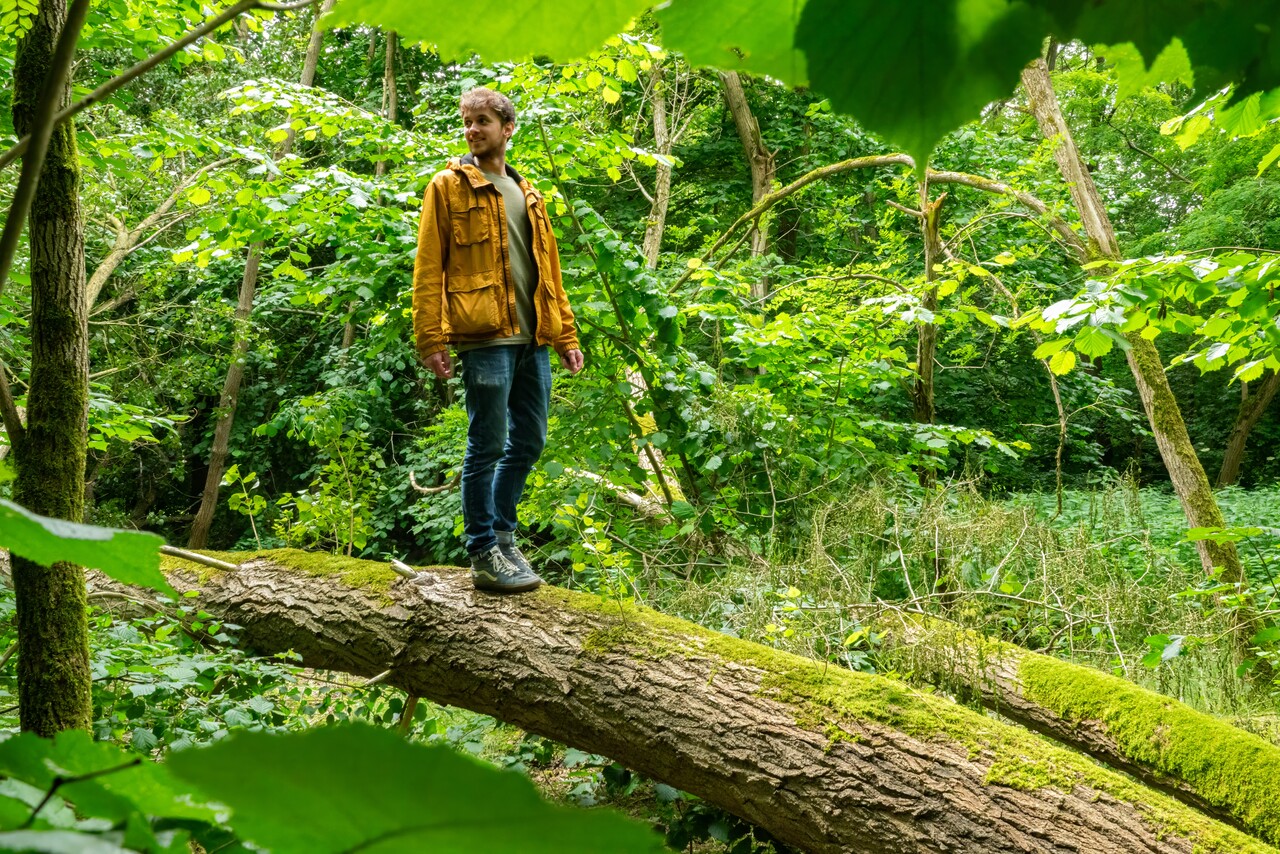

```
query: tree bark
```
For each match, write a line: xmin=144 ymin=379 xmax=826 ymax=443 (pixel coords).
xmin=1020 ymin=58 xmax=1244 ymax=587
xmin=640 ymin=63 xmax=672 ymax=269
xmin=10 ymin=0 xmax=93 ymax=736
xmin=188 ymin=4 xmax=331 ymax=548
xmin=872 ymin=611 xmax=1280 ymax=845
xmin=125 ymin=551 xmax=1275 ymax=854
xmin=1217 ymin=371 xmax=1280 ymax=487
xmin=373 ymin=29 xmax=397 ymax=180
xmin=718 ymin=71 xmax=774 ymax=301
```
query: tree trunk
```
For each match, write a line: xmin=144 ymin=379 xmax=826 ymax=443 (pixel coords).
xmin=373 ymin=29 xmax=397 ymax=180
xmin=188 ymin=6 xmax=331 ymax=548
xmin=640 ymin=63 xmax=672 ymax=269
xmin=1019 ymin=58 xmax=1244 ymax=586
xmin=126 ymin=551 xmax=1275 ymax=854
xmin=872 ymin=611 xmax=1280 ymax=845
xmin=718 ymin=71 xmax=775 ymax=301
xmin=10 ymin=0 xmax=93 ymax=736
xmin=1217 ymin=371 xmax=1280 ymax=487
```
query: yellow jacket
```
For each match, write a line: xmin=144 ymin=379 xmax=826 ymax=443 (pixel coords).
xmin=411 ymin=155 xmax=579 ymax=358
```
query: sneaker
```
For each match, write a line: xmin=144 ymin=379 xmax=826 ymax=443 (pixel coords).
xmin=495 ymin=530 xmax=536 ymax=576
xmin=470 ymin=545 xmax=542 ymax=593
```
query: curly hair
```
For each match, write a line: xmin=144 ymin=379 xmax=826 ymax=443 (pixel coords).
xmin=460 ymin=87 xmax=516 ymax=126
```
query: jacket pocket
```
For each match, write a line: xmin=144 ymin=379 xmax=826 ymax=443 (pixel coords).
xmin=446 ymin=274 xmax=502 ymax=338
xmin=450 ymin=204 xmax=495 ymax=274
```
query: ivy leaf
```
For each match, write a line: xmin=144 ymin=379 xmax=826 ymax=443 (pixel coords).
xmin=795 ymin=0 xmax=1050 ymax=166
xmin=0 ymin=500 xmax=171 ymax=595
xmin=166 ymin=725 xmax=664 ymax=854
xmin=657 ymin=0 xmax=807 ymax=85
xmin=326 ymin=0 xmax=649 ymax=62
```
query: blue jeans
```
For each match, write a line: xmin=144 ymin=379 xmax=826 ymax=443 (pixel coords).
xmin=459 ymin=344 xmax=552 ymax=556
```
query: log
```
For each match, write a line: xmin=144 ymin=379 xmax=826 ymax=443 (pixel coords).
xmin=873 ymin=611 xmax=1280 ymax=845
xmin=132 ymin=549 xmax=1274 ymax=854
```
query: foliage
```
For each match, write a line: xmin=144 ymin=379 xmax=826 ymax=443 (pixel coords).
xmin=0 ymin=500 xmax=170 ymax=594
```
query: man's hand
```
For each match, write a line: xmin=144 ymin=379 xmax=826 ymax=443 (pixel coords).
xmin=559 ymin=348 xmax=584 ymax=375
xmin=424 ymin=350 xmax=453 ymax=379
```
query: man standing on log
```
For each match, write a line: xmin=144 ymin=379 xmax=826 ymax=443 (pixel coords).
xmin=412 ymin=87 xmax=583 ymax=593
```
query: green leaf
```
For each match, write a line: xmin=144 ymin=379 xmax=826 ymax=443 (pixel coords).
xmin=1257 ymin=142 xmax=1280 ymax=176
xmin=1048 ymin=348 xmax=1076 ymax=376
xmin=657 ymin=0 xmax=807 ymax=84
xmin=326 ymin=0 xmax=649 ymax=62
xmin=0 ymin=831 xmax=126 ymax=853
xmin=795 ymin=0 xmax=1050 ymax=165
xmin=186 ymin=187 xmax=211 ymax=205
xmin=0 ymin=731 xmax=216 ymax=825
xmin=0 ymin=500 xmax=171 ymax=594
xmin=1100 ymin=38 xmax=1193 ymax=104
xmin=1251 ymin=626 xmax=1280 ymax=647
xmin=167 ymin=725 xmax=663 ymax=854
xmin=1073 ymin=325 xmax=1113 ymax=359
xmin=1032 ymin=338 xmax=1070 ymax=360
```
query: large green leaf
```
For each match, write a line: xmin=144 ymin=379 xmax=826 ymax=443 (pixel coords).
xmin=794 ymin=0 xmax=1050 ymax=166
xmin=657 ymin=0 xmax=807 ymax=85
xmin=167 ymin=725 xmax=665 ymax=854
xmin=0 ymin=732 xmax=218 ymax=827
xmin=0 ymin=500 xmax=170 ymax=594
xmin=325 ymin=0 xmax=649 ymax=62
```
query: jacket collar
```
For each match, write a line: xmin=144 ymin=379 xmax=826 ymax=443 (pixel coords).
xmin=454 ymin=153 xmax=526 ymax=187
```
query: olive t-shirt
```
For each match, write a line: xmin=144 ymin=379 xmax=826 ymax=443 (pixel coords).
xmin=458 ymin=170 xmax=538 ymax=351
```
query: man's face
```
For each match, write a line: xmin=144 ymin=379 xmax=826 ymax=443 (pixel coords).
xmin=462 ymin=106 xmax=513 ymax=159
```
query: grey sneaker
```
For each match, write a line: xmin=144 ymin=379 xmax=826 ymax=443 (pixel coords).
xmin=495 ymin=530 xmax=537 ymax=576
xmin=470 ymin=544 xmax=542 ymax=593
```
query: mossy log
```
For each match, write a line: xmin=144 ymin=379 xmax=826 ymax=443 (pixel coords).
xmin=875 ymin=612 xmax=1280 ymax=845
xmin=136 ymin=549 xmax=1276 ymax=854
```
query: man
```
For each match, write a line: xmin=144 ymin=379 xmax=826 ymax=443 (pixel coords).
xmin=412 ymin=87 xmax=584 ymax=593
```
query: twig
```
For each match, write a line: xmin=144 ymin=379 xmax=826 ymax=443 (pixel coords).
xmin=159 ymin=545 xmax=240 ymax=571
xmin=408 ymin=470 xmax=460 ymax=495
xmin=389 ymin=558 xmax=417 ymax=579
xmin=364 ymin=669 xmax=392 ymax=687
xmin=397 ymin=694 xmax=419 ymax=735
xmin=0 ymin=642 xmax=16 ymax=670
xmin=0 ymin=0 xmax=94 ymax=301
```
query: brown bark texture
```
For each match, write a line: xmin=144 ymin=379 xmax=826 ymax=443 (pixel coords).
xmin=11 ymin=0 xmax=93 ymax=735
xmin=873 ymin=612 xmax=1280 ymax=844
xmin=1019 ymin=58 xmax=1243 ymax=586
xmin=134 ymin=551 xmax=1275 ymax=854
xmin=719 ymin=71 xmax=775 ymax=290
xmin=188 ymin=7 xmax=330 ymax=548
xmin=1217 ymin=371 xmax=1280 ymax=487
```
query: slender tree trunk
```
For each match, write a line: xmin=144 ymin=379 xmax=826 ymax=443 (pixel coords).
xmin=373 ymin=29 xmax=396 ymax=180
xmin=640 ymin=64 xmax=672 ymax=268
xmin=908 ymin=182 xmax=947 ymax=490
xmin=129 ymin=551 xmax=1273 ymax=854
xmin=11 ymin=0 xmax=92 ymax=735
xmin=1020 ymin=58 xmax=1244 ymax=586
xmin=188 ymin=5 xmax=330 ymax=548
xmin=1217 ymin=371 xmax=1280 ymax=487
xmin=718 ymin=71 xmax=775 ymax=301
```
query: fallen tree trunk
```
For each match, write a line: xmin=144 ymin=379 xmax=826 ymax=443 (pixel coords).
xmin=871 ymin=610 xmax=1280 ymax=845
xmin=137 ymin=550 xmax=1273 ymax=854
